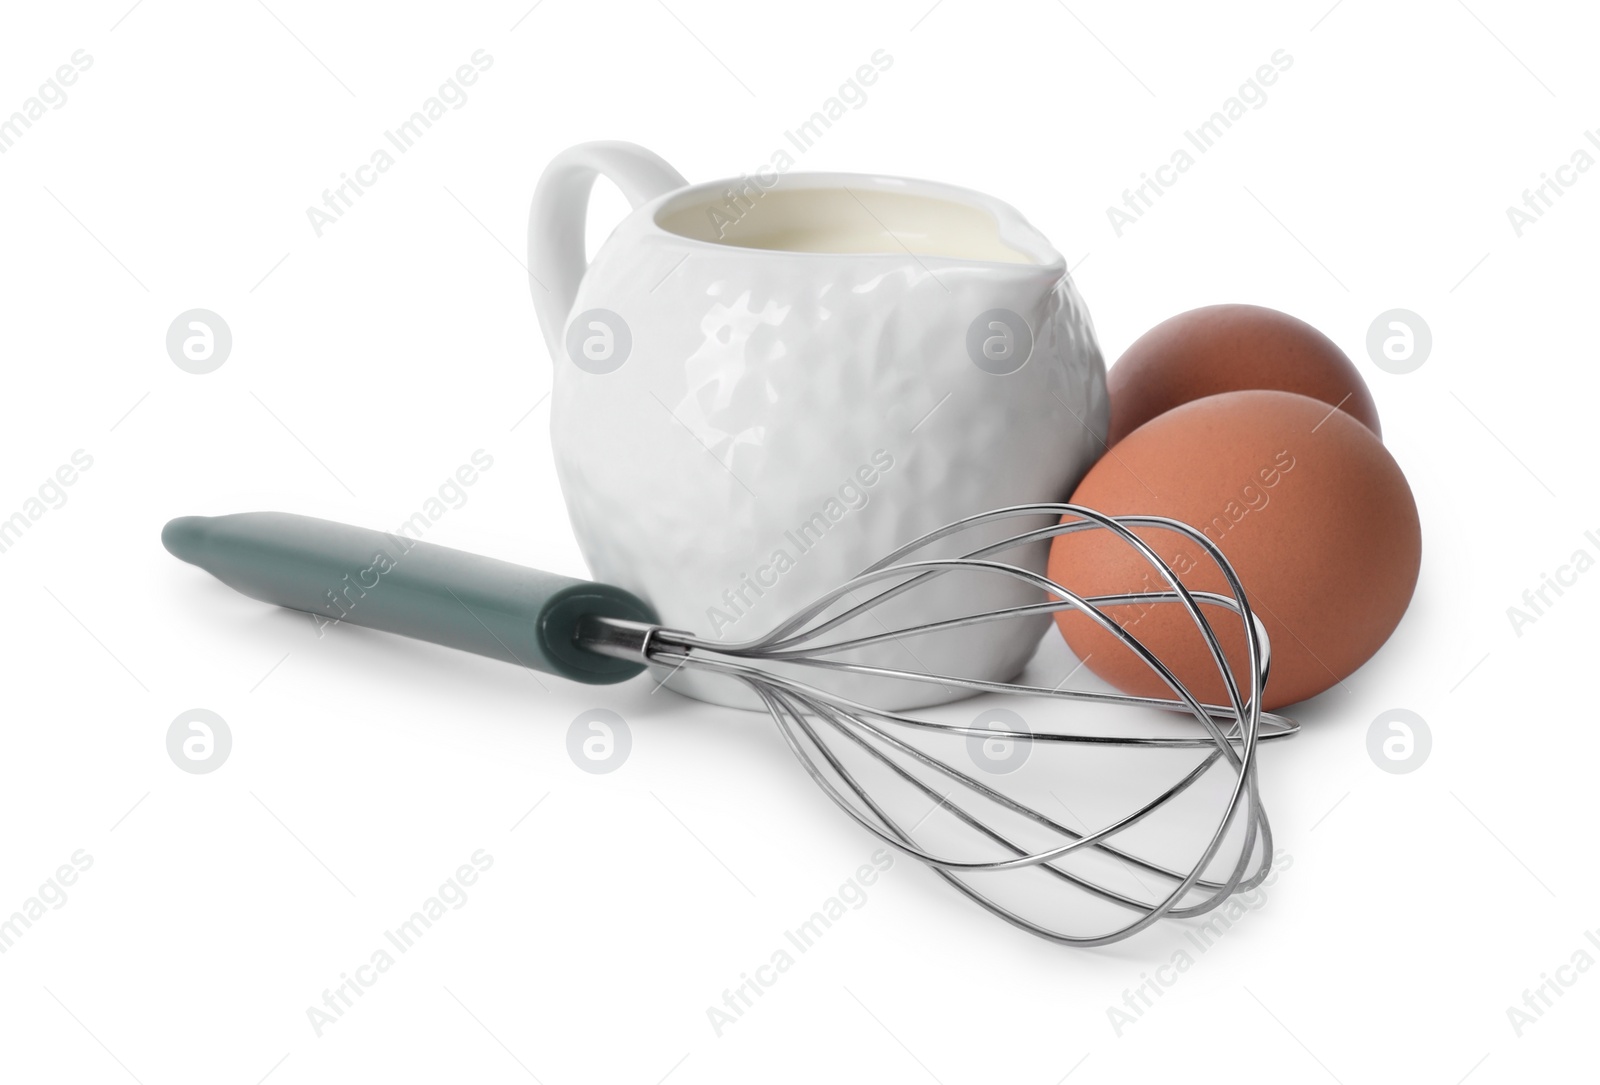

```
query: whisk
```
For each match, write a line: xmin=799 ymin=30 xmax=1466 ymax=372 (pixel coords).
xmin=162 ymin=504 xmax=1296 ymax=946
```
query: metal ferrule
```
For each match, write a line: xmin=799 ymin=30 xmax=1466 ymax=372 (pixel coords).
xmin=576 ymin=615 xmax=671 ymax=663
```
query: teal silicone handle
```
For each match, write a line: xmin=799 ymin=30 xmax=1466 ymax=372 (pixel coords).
xmin=162 ymin=512 xmax=656 ymax=684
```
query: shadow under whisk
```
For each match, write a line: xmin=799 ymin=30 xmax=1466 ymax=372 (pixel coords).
xmin=587 ymin=505 xmax=1296 ymax=946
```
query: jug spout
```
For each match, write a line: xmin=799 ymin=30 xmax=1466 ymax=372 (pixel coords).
xmin=527 ymin=142 xmax=687 ymax=359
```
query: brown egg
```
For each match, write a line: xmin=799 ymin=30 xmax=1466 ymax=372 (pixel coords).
xmin=1106 ymin=304 xmax=1381 ymax=446
xmin=1049 ymin=390 xmax=1420 ymax=710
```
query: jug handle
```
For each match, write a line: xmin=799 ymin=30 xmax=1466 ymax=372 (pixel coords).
xmin=527 ymin=141 xmax=688 ymax=359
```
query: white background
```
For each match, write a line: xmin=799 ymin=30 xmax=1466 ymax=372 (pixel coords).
xmin=1 ymin=0 xmax=1596 ymax=1081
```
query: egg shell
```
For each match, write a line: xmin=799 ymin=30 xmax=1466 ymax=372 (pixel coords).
xmin=1050 ymin=389 xmax=1420 ymax=710
xmin=1106 ymin=304 xmax=1381 ymax=446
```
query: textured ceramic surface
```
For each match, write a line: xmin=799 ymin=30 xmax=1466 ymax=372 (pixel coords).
xmin=530 ymin=142 xmax=1108 ymax=710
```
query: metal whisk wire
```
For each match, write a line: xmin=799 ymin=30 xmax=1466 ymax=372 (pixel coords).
xmin=597 ymin=505 xmax=1295 ymax=946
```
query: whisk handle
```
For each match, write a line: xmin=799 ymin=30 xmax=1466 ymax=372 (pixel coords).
xmin=161 ymin=512 xmax=657 ymax=684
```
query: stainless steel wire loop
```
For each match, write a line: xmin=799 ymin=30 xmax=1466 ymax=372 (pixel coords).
xmin=583 ymin=505 xmax=1295 ymax=946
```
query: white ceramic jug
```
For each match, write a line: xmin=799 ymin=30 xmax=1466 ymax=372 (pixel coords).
xmin=530 ymin=141 xmax=1108 ymax=710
